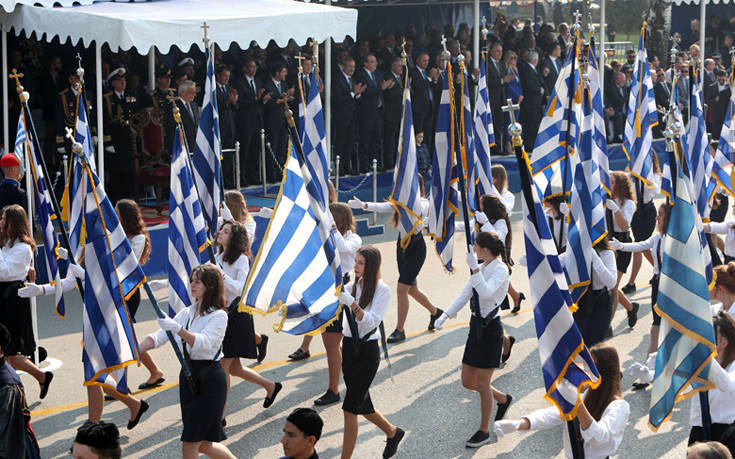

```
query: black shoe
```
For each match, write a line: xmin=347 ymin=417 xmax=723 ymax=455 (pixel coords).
xmin=222 ymin=418 xmax=227 ymax=427
xmin=631 ymin=382 xmax=650 ymax=391
xmin=495 ymin=394 xmax=513 ymax=421
xmin=383 ymin=427 xmax=405 ymax=458
xmin=465 ymin=430 xmax=491 ymax=448
xmin=501 ymin=337 xmax=516 ymax=363
xmin=622 ymin=283 xmax=636 ymax=294
xmin=39 ymin=371 xmax=53 ymax=399
xmin=263 ymin=382 xmax=282 ymax=408
xmin=314 ymin=389 xmax=340 ymax=406
xmin=288 ymin=348 xmax=310 ymax=361
xmin=257 ymin=334 xmax=269 ymax=363
xmin=628 ymin=302 xmax=640 ymax=328
xmin=428 ymin=308 xmax=444 ymax=331
xmin=386 ymin=329 xmax=406 ymax=344
xmin=127 ymin=400 xmax=149 ymax=430
xmin=138 ymin=377 xmax=165 ymax=390
xmin=31 ymin=346 xmax=48 ymax=364
xmin=104 ymin=395 xmax=114 ymax=402
xmin=605 ymin=326 xmax=613 ymax=339
xmin=511 ymin=293 xmax=525 ymax=314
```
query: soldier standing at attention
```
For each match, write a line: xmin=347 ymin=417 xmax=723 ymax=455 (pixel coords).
xmin=103 ymin=67 xmax=138 ymax=204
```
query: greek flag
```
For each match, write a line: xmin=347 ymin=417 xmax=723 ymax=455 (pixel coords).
xmin=649 ymin=152 xmax=716 ymax=429
xmin=459 ymin=69 xmax=478 ymax=214
xmin=710 ymin=76 xmax=735 ymax=197
xmin=689 ymin=73 xmax=716 ymax=220
xmin=474 ymin=53 xmax=496 ymax=198
xmin=12 ymin=113 xmax=27 ymax=176
xmin=192 ymin=44 xmax=222 ymax=241
xmin=521 ymin=148 xmax=600 ymax=419
xmin=168 ymin=127 xmax=207 ymax=317
xmin=427 ymin=64 xmax=458 ymax=272
xmin=623 ymin=25 xmax=658 ymax=188
xmin=80 ymin=160 xmax=146 ymax=395
xmin=298 ymin=68 xmax=330 ymax=207
xmin=74 ymin=91 xmax=96 ymax=173
xmin=388 ymin=75 xmax=424 ymax=248
xmin=585 ymin=45 xmax=611 ymax=197
xmin=21 ymin=108 xmax=65 ymax=318
xmin=240 ymin=144 xmax=342 ymax=335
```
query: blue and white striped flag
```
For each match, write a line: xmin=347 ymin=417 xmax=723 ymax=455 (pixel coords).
xmin=74 ymin=91 xmax=96 ymax=173
xmin=710 ymin=75 xmax=735 ymax=198
xmin=80 ymin=160 xmax=146 ymax=395
xmin=473 ymin=53 xmax=497 ymax=198
xmin=240 ymin=144 xmax=342 ymax=335
xmin=521 ymin=148 xmax=600 ymax=419
xmin=585 ymin=45 xmax=611 ymax=197
xmin=689 ymin=73 xmax=716 ymax=220
xmin=13 ymin=113 xmax=27 ymax=177
xmin=623 ymin=25 xmax=658 ymax=188
xmin=459 ymin=68 xmax=478 ymax=214
xmin=21 ymin=107 xmax=65 ymax=318
xmin=649 ymin=151 xmax=716 ymax=429
xmin=168 ymin=127 xmax=207 ymax=317
xmin=388 ymin=75 xmax=424 ymax=248
xmin=192 ymin=44 xmax=222 ymax=241
xmin=298 ymin=68 xmax=330 ymax=208
xmin=427 ymin=64 xmax=458 ymax=272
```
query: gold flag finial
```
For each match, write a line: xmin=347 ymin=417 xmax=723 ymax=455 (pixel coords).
xmin=401 ymin=38 xmax=407 ymax=66
xmin=201 ymin=22 xmax=211 ymax=48
xmin=295 ymin=53 xmax=306 ymax=75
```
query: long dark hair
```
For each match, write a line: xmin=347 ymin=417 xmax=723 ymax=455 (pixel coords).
xmin=191 ymin=264 xmax=225 ymax=315
xmin=584 ymin=343 xmax=622 ymax=421
xmin=115 ymin=199 xmax=151 ymax=265
xmin=351 ymin=246 xmax=381 ymax=310
xmin=220 ymin=221 xmax=251 ymax=265
xmin=480 ymin=194 xmax=512 ymax=252
xmin=714 ymin=311 xmax=735 ymax=368
xmin=330 ymin=202 xmax=356 ymax=234
xmin=0 ymin=204 xmax=35 ymax=251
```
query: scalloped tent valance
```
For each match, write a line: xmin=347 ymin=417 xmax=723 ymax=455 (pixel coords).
xmin=672 ymin=0 xmax=731 ymax=4
xmin=0 ymin=0 xmax=358 ymax=53
xmin=0 ymin=0 xmax=149 ymax=12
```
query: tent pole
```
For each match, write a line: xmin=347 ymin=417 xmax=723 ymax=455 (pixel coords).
xmin=24 ymin=142 xmax=39 ymax=366
xmin=2 ymin=30 xmax=8 ymax=153
xmin=473 ymin=0 xmax=480 ymax=74
xmin=96 ymin=42 xmax=104 ymax=187
xmin=148 ymin=46 xmax=155 ymax=91
xmin=599 ymin=0 xmax=606 ymax=100
xmin=325 ymin=39 xmax=332 ymax=166
xmin=699 ymin=0 xmax=706 ymax=93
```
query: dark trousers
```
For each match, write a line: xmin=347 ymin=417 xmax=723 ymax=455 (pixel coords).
xmin=382 ymin=119 xmax=399 ymax=170
xmin=490 ymin=104 xmax=504 ymax=154
xmin=335 ymin=117 xmax=356 ymax=175
xmin=239 ymin=125 xmax=262 ymax=186
xmin=358 ymin=113 xmax=381 ymax=173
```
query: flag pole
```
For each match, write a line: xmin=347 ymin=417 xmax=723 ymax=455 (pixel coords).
xmin=505 ymin=99 xmax=586 ymax=459
xmin=561 ymin=13 xmax=582 ymax=207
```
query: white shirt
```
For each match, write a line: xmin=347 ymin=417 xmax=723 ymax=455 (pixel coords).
xmin=618 ymin=233 xmax=663 ymax=275
xmin=365 ymin=199 xmax=430 ymax=236
xmin=500 ymin=189 xmax=515 ymax=215
xmin=334 ymin=230 xmax=362 ymax=274
xmin=560 ymin=249 xmax=617 ymax=290
xmin=445 ymin=257 xmax=509 ymax=320
xmin=149 ymin=305 xmax=227 ymax=360
xmin=215 ymin=252 xmax=250 ymax=305
xmin=611 ymin=198 xmax=636 ymax=232
xmin=0 ymin=240 xmax=32 ymax=282
xmin=707 ymin=220 xmax=735 ymax=257
xmin=341 ymin=280 xmax=390 ymax=341
xmin=457 ymin=217 xmax=508 ymax=242
xmin=690 ymin=360 xmax=735 ymax=426
xmin=526 ymin=399 xmax=630 ymax=459
xmin=130 ymin=234 xmax=146 ymax=261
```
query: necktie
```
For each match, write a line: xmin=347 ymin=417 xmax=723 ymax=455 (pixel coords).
xmin=276 ymin=81 xmax=282 ymax=94
xmin=347 ymin=76 xmax=353 ymax=91
xmin=370 ymin=71 xmax=375 ymax=85
xmin=423 ymin=70 xmax=433 ymax=103
xmin=186 ymin=102 xmax=194 ymax=120
xmin=250 ymin=79 xmax=256 ymax=95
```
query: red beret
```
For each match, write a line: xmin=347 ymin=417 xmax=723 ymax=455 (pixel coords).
xmin=0 ymin=153 xmax=20 ymax=167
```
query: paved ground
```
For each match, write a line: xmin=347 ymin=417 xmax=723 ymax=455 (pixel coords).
xmin=27 ymin=197 xmax=692 ymax=458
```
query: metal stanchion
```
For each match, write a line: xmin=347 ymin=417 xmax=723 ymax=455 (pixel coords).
xmin=372 ymin=158 xmax=378 ymax=225
xmin=234 ymin=141 xmax=241 ymax=190
xmin=62 ymin=154 xmax=69 ymax=185
xmin=335 ymin=155 xmax=340 ymax=194
xmin=260 ymin=128 xmax=267 ymax=196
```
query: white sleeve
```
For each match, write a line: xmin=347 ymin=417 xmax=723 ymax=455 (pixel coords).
xmin=525 ymin=406 xmax=564 ymax=431
xmin=357 ymin=283 xmax=390 ymax=331
xmin=222 ymin=256 xmax=249 ymax=301
xmin=130 ymin=234 xmax=146 ymax=261
xmin=0 ymin=244 xmax=31 ymax=281
xmin=620 ymin=200 xmax=636 ymax=226
xmin=487 ymin=219 xmax=508 ymax=242
xmin=190 ymin=310 xmax=228 ymax=355
xmin=617 ymin=235 xmax=655 ymax=252
xmin=444 ymin=280 xmax=474 ymax=319
xmin=580 ymin=400 xmax=630 ymax=451
xmin=455 ymin=221 xmax=466 ymax=233
xmin=334 ymin=231 xmax=362 ymax=254
xmin=149 ymin=307 xmax=190 ymax=348
xmin=419 ymin=198 xmax=430 ymax=219
xmin=245 ymin=220 xmax=257 ymax=243
xmin=711 ymin=361 xmax=735 ymax=393
xmin=470 ymin=263 xmax=509 ymax=300
xmin=707 ymin=221 xmax=731 ymax=234
xmin=364 ymin=202 xmax=395 ymax=213
xmin=593 ymin=250 xmax=618 ymax=288
xmin=652 ymin=173 xmax=662 ymax=195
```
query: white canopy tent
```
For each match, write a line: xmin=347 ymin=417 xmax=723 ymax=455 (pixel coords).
xmin=0 ymin=0 xmax=357 ymax=183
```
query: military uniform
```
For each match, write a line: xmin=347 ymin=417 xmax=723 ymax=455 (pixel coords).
xmin=144 ymin=86 xmax=176 ymax=111
xmin=54 ymin=86 xmax=79 ymax=160
xmin=103 ymin=68 xmax=139 ymax=204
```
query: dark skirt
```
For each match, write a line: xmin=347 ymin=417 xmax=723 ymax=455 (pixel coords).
xmin=573 ymin=288 xmax=612 ymax=347
xmin=179 ymin=360 xmax=227 ymax=443
xmin=0 ymin=281 xmax=35 ymax=356
xmin=342 ymin=337 xmax=380 ymax=415
xmin=631 ymin=200 xmax=656 ymax=241
xmin=396 ymin=233 xmax=426 ymax=285
xmin=689 ymin=423 xmax=735 ymax=457
xmin=127 ymin=289 xmax=141 ymax=322
xmin=462 ymin=315 xmax=503 ymax=369
xmin=612 ymin=231 xmax=632 ymax=273
xmin=222 ymin=298 xmax=257 ymax=359
xmin=711 ymin=193 xmax=730 ymax=223
xmin=651 ymin=275 xmax=661 ymax=326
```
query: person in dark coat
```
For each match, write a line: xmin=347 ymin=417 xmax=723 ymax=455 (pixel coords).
xmin=382 ymin=57 xmax=405 ymax=171
xmin=0 ymin=154 xmax=26 ymax=214
xmin=233 ymin=58 xmax=265 ymax=186
xmin=711 ymin=69 xmax=732 ymax=140
xmin=410 ymin=52 xmax=438 ymax=154
xmin=215 ymin=65 xmax=239 ymax=188
xmin=164 ymin=80 xmax=199 ymax=155
xmin=486 ymin=42 xmax=510 ymax=155
xmin=262 ymin=61 xmax=293 ymax=182
xmin=604 ymin=72 xmax=629 ymax=143
xmin=519 ymin=51 xmax=545 ymax=152
xmin=354 ymin=54 xmax=387 ymax=173
xmin=653 ymin=68 xmax=671 ymax=138
xmin=332 ymin=57 xmax=365 ymax=175
xmin=55 ymin=69 xmax=82 ymax=165
xmin=541 ymin=43 xmax=562 ymax=100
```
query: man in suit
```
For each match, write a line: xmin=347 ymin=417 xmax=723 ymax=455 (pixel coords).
xmin=103 ymin=67 xmax=139 ymax=204
xmin=519 ymin=50 xmax=545 ymax=152
xmin=55 ymin=69 xmax=82 ymax=165
xmin=215 ymin=65 xmax=239 ymax=188
xmin=164 ymin=80 xmax=199 ymax=155
xmin=653 ymin=68 xmax=671 ymax=138
xmin=711 ymin=69 xmax=731 ymax=140
xmin=541 ymin=43 xmax=562 ymax=100
xmin=378 ymin=34 xmax=399 ymax=73
xmin=486 ymin=42 xmax=511 ymax=155
xmin=262 ymin=61 xmax=293 ymax=182
xmin=382 ymin=57 xmax=404 ymax=171
xmin=332 ymin=57 xmax=365 ymax=175
xmin=234 ymin=57 xmax=265 ymax=185
xmin=604 ymin=72 xmax=629 ymax=143
xmin=676 ymin=65 xmax=690 ymax=125
xmin=410 ymin=51 xmax=438 ymax=157
xmin=354 ymin=53 xmax=389 ymax=173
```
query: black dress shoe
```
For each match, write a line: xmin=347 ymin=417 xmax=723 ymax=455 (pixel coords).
xmin=428 ymin=308 xmax=444 ymax=331
xmin=386 ymin=329 xmax=406 ymax=344
xmin=257 ymin=334 xmax=269 ymax=363
xmin=263 ymin=382 xmax=283 ymax=408
xmin=314 ymin=389 xmax=340 ymax=406
xmin=288 ymin=348 xmax=310 ymax=361
xmin=501 ymin=336 xmax=516 ymax=363
xmin=621 ymin=283 xmax=636 ymax=294
xmin=138 ymin=377 xmax=165 ymax=390
xmin=127 ymin=400 xmax=149 ymax=430
xmin=383 ymin=427 xmax=405 ymax=458
xmin=628 ymin=302 xmax=640 ymax=328
xmin=39 ymin=371 xmax=54 ymax=399
xmin=511 ymin=293 xmax=525 ymax=314
xmin=494 ymin=394 xmax=513 ymax=421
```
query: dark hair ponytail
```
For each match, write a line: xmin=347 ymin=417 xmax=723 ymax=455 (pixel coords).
xmin=475 ymin=231 xmax=505 ymax=257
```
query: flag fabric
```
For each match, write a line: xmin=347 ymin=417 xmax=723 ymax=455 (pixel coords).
xmin=688 ymin=76 xmax=716 ymax=219
xmin=521 ymin=148 xmax=600 ymax=420
xmin=168 ymin=127 xmax=207 ymax=317
xmin=388 ymin=74 xmax=424 ymax=248
xmin=80 ymin=160 xmax=146 ymax=395
xmin=13 ymin=114 xmax=27 ymax=177
xmin=21 ymin=107 xmax=66 ymax=318
xmin=427 ymin=64 xmax=459 ymax=272
xmin=710 ymin=73 xmax=735 ymax=198
xmin=585 ymin=44 xmax=611 ymax=197
xmin=192 ymin=44 xmax=222 ymax=241
xmin=459 ymin=68 xmax=478 ymax=214
xmin=649 ymin=150 xmax=716 ymax=429
xmin=239 ymin=143 xmax=343 ymax=335
xmin=623 ymin=26 xmax=658 ymax=188
xmin=298 ymin=68 xmax=330 ymax=208
xmin=473 ymin=53 xmax=496 ymax=198
xmin=74 ymin=91 xmax=97 ymax=173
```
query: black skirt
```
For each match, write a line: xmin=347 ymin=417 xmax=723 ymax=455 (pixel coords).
xmin=651 ymin=275 xmax=661 ymax=326
xmin=631 ymin=200 xmax=656 ymax=241
xmin=324 ymin=273 xmax=351 ymax=333
xmin=127 ymin=289 xmax=141 ymax=322
xmin=612 ymin=231 xmax=632 ymax=273
xmin=342 ymin=337 xmax=380 ymax=415
xmin=396 ymin=233 xmax=426 ymax=285
xmin=573 ymin=288 xmax=612 ymax=348
xmin=0 ymin=281 xmax=35 ymax=356
xmin=222 ymin=298 xmax=257 ymax=359
xmin=179 ymin=360 xmax=227 ymax=443
xmin=689 ymin=423 xmax=735 ymax=457
xmin=462 ymin=315 xmax=503 ymax=369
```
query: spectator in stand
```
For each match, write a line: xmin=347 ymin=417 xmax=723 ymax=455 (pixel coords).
xmin=557 ymin=23 xmax=573 ymax=55
xmin=411 ymin=52 xmax=439 ymax=155
xmin=487 ymin=42 xmax=510 ymax=155
xmin=233 ymin=57 xmax=265 ymax=186
xmin=503 ymin=50 xmax=523 ymax=155
xmin=605 ymin=72 xmax=628 ymax=144
xmin=354 ymin=54 xmax=388 ymax=174
xmin=262 ymin=61 xmax=292 ymax=183
xmin=719 ymin=34 xmax=733 ymax=67
xmin=416 ymin=131 xmax=431 ymax=179
xmin=711 ymin=68 xmax=732 ymax=140
xmin=333 ymin=56 xmax=365 ymax=175
xmin=687 ymin=20 xmax=702 ymax=48
xmin=378 ymin=33 xmax=399 ymax=72
xmin=215 ymin=65 xmax=239 ymax=189
xmin=654 ymin=68 xmax=671 ymax=138
xmin=625 ymin=49 xmax=636 ymax=66
xmin=382 ymin=57 xmax=404 ymax=171
xmin=677 ymin=65 xmax=691 ymax=125
xmin=541 ymin=43 xmax=562 ymax=98
xmin=519 ymin=50 xmax=544 ymax=152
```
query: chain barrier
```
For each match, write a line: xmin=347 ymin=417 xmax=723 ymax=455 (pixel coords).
xmin=336 ymin=172 xmax=373 ymax=194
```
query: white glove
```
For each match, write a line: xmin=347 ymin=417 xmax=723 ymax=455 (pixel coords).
xmin=92 ymin=136 xmax=98 ymax=145
xmin=559 ymin=202 xmax=569 ymax=216
xmin=18 ymin=283 xmax=44 ymax=298
xmin=518 ymin=255 xmax=527 ymax=267
xmin=148 ymin=279 xmax=168 ymax=292
xmin=220 ymin=203 xmax=233 ymax=222
xmin=494 ymin=420 xmax=521 ymax=438
xmin=256 ymin=207 xmax=274 ymax=219
xmin=57 ymin=246 xmax=68 ymax=260
xmin=104 ymin=146 xmax=116 ymax=154
xmin=70 ymin=263 xmax=85 ymax=280
xmin=605 ymin=199 xmax=619 ymax=212
xmin=466 ymin=250 xmax=480 ymax=270
xmin=158 ymin=316 xmax=182 ymax=333
xmin=628 ymin=362 xmax=654 ymax=384
xmin=609 ymin=238 xmax=624 ymax=250
xmin=338 ymin=291 xmax=355 ymax=306
xmin=434 ymin=312 xmax=449 ymax=330
xmin=475 ymin=211 xmax=489 ymax=226
xmin=646 ymin=352 xmax=657 ymax=371
xmin=56 ymin=147 xmax=65 ymax=154
xmin=347 ymin=196 xmax=365 ymax=210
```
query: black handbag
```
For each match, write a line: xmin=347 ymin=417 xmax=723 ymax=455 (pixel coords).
xmin=181 ymin=318 xmax=221 ymax=397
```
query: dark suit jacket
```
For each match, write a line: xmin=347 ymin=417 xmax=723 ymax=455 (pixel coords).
xmin=233 ymin=75 xmax=263 ymax=133
xmin=711 ymin=83 xmax=732 ymax=127
xmin=261 ymin=78 xmax=288 ymax=135
xmin=410 ymin=67 xmax=435 ymax=119
xmin=0 ymin=179 xmax=27 ymax=214
xmin=654 ymin=81 xmax=672 ymax=110
xmin=332 ymin=72 xmax=357 ymax=127
xmin=354 ymin=68 xmax=383 ymax=122
xmin=216 ymin=84 xmax=238 ymax=148
xmin=165 ymin=99 xmax=199 ymax=153
xmin=486 ymin=58 xmax=507 ymax=109
xmin=519 ymin=62 xmax=544 ymax=120
xmin=605 ymin=84 xmax=629 ymax=114
xmin=541 ymin=56 xmax=561 ymax=96
xmin=382 ymin=70 xmax=404 ymax=124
